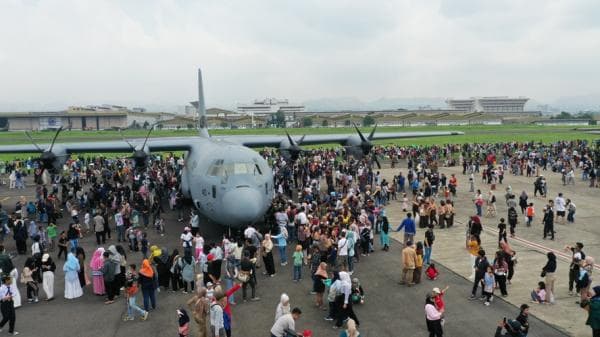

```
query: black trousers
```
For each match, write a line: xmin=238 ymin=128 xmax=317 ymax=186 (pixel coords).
xmin=495 ymin=274 xmax=508 ymax=296
xmin=0 ymin=300 xmax=15 ymax=333
xmin=95 ymin=231 xmax=106 ymax=245
xmin=242 ymin=278 xmax=256 ymax=299
xmin=543 ymin=223 xmax=554 ymax=239
xmin=427 ymin=318 xmax=443 ymax=337
xmin=58 ymin=245 xmax=68 ymax=260
xmin=471 ymin=275 xmax=484 ymax=296
xmin=105 ymin=279 xmax=116 ymax=300
xmin=334 ymin=294 xmax=360 ymax=327
xmin=569 ymin=268 xmax=580 ymax=292
xmin=263 ymin=252 xmax=276 ymax=276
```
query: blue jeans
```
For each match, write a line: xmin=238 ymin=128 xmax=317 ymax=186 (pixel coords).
xmin=476 ymin=205 xmax=482 ymax=216
xmin=293 ymin=265 xmax=302 ymax=281
xmin=116 ymin=226 xmax=125 ymax=242
xmin=424 ymin=247 xmax=432 ymax=265
xmin=69 ymin=239 xmax=78 ymax=253
xmin=127 ymin=295 xmax=147 ymax=318
xmin=278 ymin=246 xmax=287 ymax=264
xmin=225 ymin=277 xmax=235 ymax=304
xmin=142 ymin=288 xmax=156 ymax=311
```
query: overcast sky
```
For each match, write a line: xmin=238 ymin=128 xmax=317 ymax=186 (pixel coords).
xmin=1 ymin=0 xmax=599 ymax=111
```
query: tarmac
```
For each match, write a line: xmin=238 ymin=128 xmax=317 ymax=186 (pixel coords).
xmin=0 ymin=162 xmax=592 ymax=336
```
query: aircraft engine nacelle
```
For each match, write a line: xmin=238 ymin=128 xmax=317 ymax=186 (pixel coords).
xmin=40 ymin=145 xmax=68 ymax=173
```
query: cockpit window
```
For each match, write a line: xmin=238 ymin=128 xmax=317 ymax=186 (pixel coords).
xmin=207 ymin=160 xmax=262 ymax=176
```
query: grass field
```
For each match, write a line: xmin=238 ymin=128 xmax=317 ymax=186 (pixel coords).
xmin=0 ymin=124 xmax=599 ymax=161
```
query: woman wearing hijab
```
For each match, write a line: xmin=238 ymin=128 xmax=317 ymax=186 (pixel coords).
xmin=177 ymin=307 xmax=190 ymax=337
xmin=63 ymin=252 xmax=83 ymax=299
xmin=151 ymin=246 xmax=171 ymax=290
xmin=179 ymin=250 xmax=196 ymax=293
xmin=335 ymin=271 xmax=360 ymax=328
xmin=262 ymin=234 xmax=276 ymax=277
xmin=169 ymin=249 xmax=183 ymax=292
xmin=274 ymin=293 xmax=290 ymax=322
xmin=90 ymin=248 xmax=106 ymax=295
xmin=339 ymin=318 xmax=361 ymax=337
xmin=75 ymin=247 xmax=87 ymax=288
xmin=314 ymin=262 xmax=328 ymax=309
xmin=138 ymin=259 xmax=157 ymax=311
xmin=41 ymin=253 xmax=56 ymax=301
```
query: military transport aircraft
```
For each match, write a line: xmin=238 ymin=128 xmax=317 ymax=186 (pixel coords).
xmin=0 ymin=69 xmax=463 ymax=228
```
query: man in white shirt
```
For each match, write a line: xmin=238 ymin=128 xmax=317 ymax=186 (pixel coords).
xmin=270 ymin=307 xmax=302 ymax=337
xmin=180 ymin=227 xmax=193 ymax=255
xmin=554 ymin=193 xmax=566 ymax=225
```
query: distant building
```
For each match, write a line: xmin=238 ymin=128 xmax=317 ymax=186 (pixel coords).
xmin=0 ymin=108 xmax=127 ymax=131
xmin=236 ymin=98 xmax=305 ymax=115
xmin=446 ymin=97 xmax=529 ymax=113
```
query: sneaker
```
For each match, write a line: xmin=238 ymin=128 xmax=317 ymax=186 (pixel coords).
xmin=468 ymin=295 xmax=477 ymax=300
xmin=123 ymin=316 xmax=134 ymax=321
xmin=310 ymin=291 xmax=317 ymax=295
xmin=250 ymin=297 xmax=260 ymax=301
xmin=142 ymin=311 xmax=149 ymax=321
xmin=484 ymin=301 xmax=490 ymax=306
xmin=324 ymin=317 xmax=334 ymax=321
xmin=12 ymin=332 xmax=19 ymax=335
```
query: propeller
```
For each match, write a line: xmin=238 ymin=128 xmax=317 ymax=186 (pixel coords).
xmin=25 ymin=127 xmax=65 ymax=172
xmin=119 ymin=125 xmax=156 ymax=169
xmin=284 ymin=130 xmax=306 ymax=161
xmin=352 ymin=123 xmax=381 ymax=169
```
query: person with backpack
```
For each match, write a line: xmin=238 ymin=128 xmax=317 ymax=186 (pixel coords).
xmin=123 ymin=264 xmax=148 ymax=321
xmin=179 ymin=250 xmax=196 ymax=294
xmin=507 ymin=206 xmax=518 ymax=238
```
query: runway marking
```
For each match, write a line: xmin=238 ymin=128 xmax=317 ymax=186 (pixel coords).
xmin=482 ymin=225 xmax=600 ymax=270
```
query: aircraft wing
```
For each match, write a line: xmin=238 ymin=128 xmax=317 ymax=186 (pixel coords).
xmin=0 ymin=138 xmax=194 ymax=154
xmin=222 ymin=131 xmax=464 ymax=148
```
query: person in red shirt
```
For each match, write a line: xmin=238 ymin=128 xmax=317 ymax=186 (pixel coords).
xmin=426 ymin=263 xmax=440 ymax=280
xmin=432 ymin=286 xmax=449 ymax=312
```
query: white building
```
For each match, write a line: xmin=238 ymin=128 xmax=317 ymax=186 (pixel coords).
xmin=446 ymin=97 xmax=529 ymax=113
xmin=236 ymin=98 xmax=305 ymax=114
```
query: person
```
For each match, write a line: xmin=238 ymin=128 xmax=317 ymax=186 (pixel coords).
xmin=469 ymin=249 xmax=489 ymax=300
xmin=0 ymin=276 xmax=17 ymax=335
xmin=271 ymin=227 xmax=288 ymax=266
xmin=566 ymin=199 xmax=576 ymax=223
xmin=57 ymin=231 xmax=68 ymax=261
xmin=379 ymin=215 xmax=390 ymax=251
xmin=90 ymin=247 xmax=105 ymax=296
xmin=40 ymin=253 xmax=55 ymax=301
xmin=124 ymin=264 xmax=149 ymax=321
xmin=483 ymin=265 xmax=495 ymax=306
xmin=497 ymin=218 xmax=507 ymax=244
xmin=493 ymin=252 xmax=509 ymax=297
xmin=581 ymin=286 xmax=600 ymax=337
xmin=339 ymin=318 xmax=360 ymax=337
xmin=179 ymin=250 xmax=196 ymax=293
xmin=424 ymin=226 xmax=434 ymax=265
xmin=314 ymin=262 xmax=328 ymax=309
xmin=507 ymin=206 xmax=518 ymax=237
xmin=270 ymin=307 xmax=302 ymax=337
xmin=275 ymin=293 xmax=291 ymax=321
xmin=63 ymin=252 xmax=83 ymax=299
xmin=466 ymin=235 xmax=480 ymax=279
xmin=239 ymin=252 xmax=259 ymax=302
xmin=335 ymin=271 xmax=359 ymax=328
xmin=292 ymin=244 xmax=303 ymax=282
xmin=178 ymin=307 xmax=190 ymax=337
xmin=20 ymin=258 xmax=38 ymax=303
xmin=516 ymin=304 xmax=530 ymax=335
xmin=413 ymin=242 xmax=424 ymax=284
xmin=494 ymin=318 xmax=527 ymax=337
xmin=350 ymin=278 xmax=364 ymax=305
xmin=396 ymin=213 xmax=416 ymax=246
xmin=432 ymin=286 xmax=448 ymax=312
xmin=262 ymin=234 xmax=276 ymax=277
xmin=541 ymin=252 xmax=556 ymax=304
xmin=542 ymin=203 xmax=555 ymax=240
xmin=101 ymin=250 xmax=118 ymax=304
xmin=554 ymin=192 xmax=566 ymax=225
xmin=567 ymin=242 xmax=585 ymax=296
xmin=425 ymin=294 xmax=443 ymax=337
xmin=426 ymin=263 xmax=440 ymax=280
xmin=139 ymin=259 xmax=157 ymax=311
xmin=400 ymin=241 xmax=417 ymax=286
xmin=530 ymin=281 xmax=547 ymax=304
xmin=210 ymin=291 xmax=226 ymax=337
xmin=187 ymin=286 xmax=209 ymax=337
xmin=525 ymin=203 xmax=535 ymax=227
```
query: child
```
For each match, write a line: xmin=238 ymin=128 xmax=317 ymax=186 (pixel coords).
xmin=57 ymin=231 xmax=68 ymax=261
xmin=124 ymin=264 xmax=149 ymax=321
xmin=351 ymin=278 xmax=364 ymax=304
xmin=177 ymin=308 xmax=190 ymax=337
xmin=140 ymin=232 xmax=149 ymax=259
xmin=292 ymin=244 xmax=303 ymax=282
xmin=526 ymin=203 xmax=535 ymax=227
xmin=128 ymin=227 xmax=138 ymax=251
xmin=425 ymin=263 xmax=440 ymax=280
xmin=432 ymin=286 xmax=449 ymax=312
xmin=530 ymin=281 xmax=546 ymax=304
xmin=482 ymin=265 xmax=495 ymax=306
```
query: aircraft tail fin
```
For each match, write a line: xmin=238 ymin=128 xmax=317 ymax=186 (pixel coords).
xmin=197 ymin=68 xmax=209 ymax=137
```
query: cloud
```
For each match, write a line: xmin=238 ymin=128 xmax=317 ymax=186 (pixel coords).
xmin=0 ymin=0 xmax=599 ymax=111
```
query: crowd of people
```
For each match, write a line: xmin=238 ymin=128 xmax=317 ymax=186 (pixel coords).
xmin=0 ymin=137 xmax=598 ymax=336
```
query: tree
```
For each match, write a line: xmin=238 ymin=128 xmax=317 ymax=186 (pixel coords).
xmin=344 ymin=120 xmax=351 ymax=126
xmin=273 ymin=110 xmax=286 ymax=128
xmin=143 ymin=121 xmax=150 ymax=129
xmin=186 ymin=123 xmax=194 ymax=130
xmin=363 ymin=115 xmax=375 ymax=126
xmin=220 ymin=121 xmax=229 ymax=128
xmin=129 ymin=120 xmax=139 ymax=129
xmin=156 ymin=124 xmax=163 ymax=130
xmin=302 ymin=117 xmax=313 ymax=127
xmin=321 ymin=119 xmax=329 ymax=127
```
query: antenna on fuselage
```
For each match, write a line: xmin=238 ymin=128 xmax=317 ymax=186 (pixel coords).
xmin=197 ymin=68 xmax=210 ymax=138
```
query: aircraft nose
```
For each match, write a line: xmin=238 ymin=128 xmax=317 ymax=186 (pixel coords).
xmin=223 ymin=187 xmax=264 ymax=223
